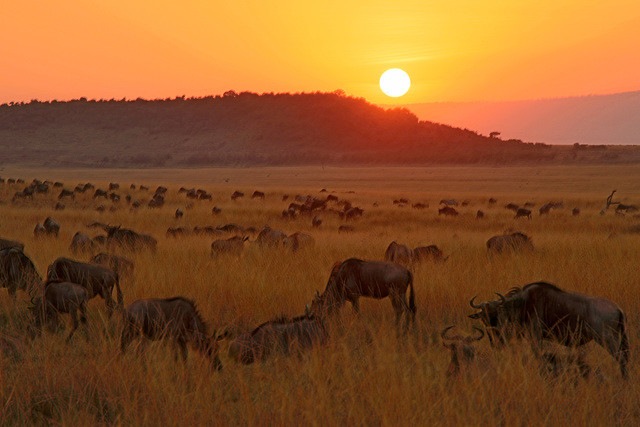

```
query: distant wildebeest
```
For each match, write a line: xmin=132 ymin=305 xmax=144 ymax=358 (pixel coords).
xmin=440 ymin=199 xmax=458 ymax=206
xmin=29 ymin=280 xmax=89 ymax=343
xmin=413 ymin=245 xmax=447 ymax=263
xmin=217 ymin=223 xmax=244 ymax=234
xmin=384 ymin=241 xmax=413 ymax=268
xmin=504 ymin=203 xmax=519 ymax=212
xmin=539 ymin=203 xmax=553 ymax=215
xmin=193 ymin=226 xmax=223 ymax=237
xmin=47 ymin=257 xmax=123 ymax=317
xmin=55 ymin=202 xmax=65 ymax=210
xmin=228 ymin=307 xmax=328 ymax=364
xmin=469 ymin=282 xmax=629 ymax=379
xmin=338 ymin=225 xmax=354 ymax=233
xmin=211 ymin=236 xmax=247 ymax=257
xmin=251 ymin=191 xmax=265 ymax=199
xmin=486 ymin=232 xmax=533 ymax=253
xmin=121 ymin=297 xmax=227 ymax=369
xmin=344 ymin=207 xmax=364 ymax=220
xmin=256 ymin=227 xmax=287 ymax=248
xmin=231 ymin=190 xmax=244 ymax=200
xmin=43 ymin=217 xmax=60 ymax=237
xmin=166 ymin=227 xmax=192 ymax=238
xmin=109 ymin=183 xmax=119 ymax=191
xmin=109 ymin=192 xmax=120 ymax=202
xmin=92 ymin=235 xmax=107 ymax=247
xmin=91 ymin=252 xmax=134 ymax=279
xmin=58 ymin=189 xmax=75 ymax=200
xmin=616 ymin=204 xmax=639 ymax=214
xmin=311 ymin=259 xmax=416 ymax=331
xmin=476 ymin=210 xmax=485 ymax=219
xmin=441 ymin=326 xmax=485 ymax=377
xmin=155 ymin=186 xmax=168 ymax=195
xmin=572 ymin=207 xmax=581 ymax=216
xmin=175 ymin=208 xmax=184 ymax=219
xmin=212 ymin=206 xmax=222 ymax=215
xmin=312 ymin=216 xmax=322 ymax=228
xmin=514 ymin=208 xmax=532 ymax=219
xmin=93 ymin=189 xmax=108 ymax=199
xmin=0 ymin=238 xmax=24 ymax=251
xmin=34 ymin=223 xmax=47 ymax=238
xmin=0 ymin=247 xmax=42 ymax=299
xmin=69 ymin=232 xmax=98 ymax=256
xmin=412 ymin=202 xmax=428 ymax=209
xmin=488 ymin=198 xmax=497 ymax=205
xmin=106 ymin=225 xmax=158 ymax=253
xmin=438 ymin=206 xmax=458 ymax=217
xmin=199 ymin=192 xmax=212 ymax=201
xmin=283 ymin=232 xmax=315 ymax=252
xmin=148 ymin=193 xmax=165 ymax=208
xmin=139 ymin=185 xmax=149 ymax=191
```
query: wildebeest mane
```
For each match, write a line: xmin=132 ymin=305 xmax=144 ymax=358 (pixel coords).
xmin=520 ymin=281 xmax=565 ymax=294
xmin=250 ymin=312 xmax=316 ymax=336
xmin=163 ymin=296 xmax=209 ymax=334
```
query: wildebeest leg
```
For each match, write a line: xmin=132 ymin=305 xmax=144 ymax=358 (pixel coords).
xmin=101 ymin=288 xmax=116 ymax=318
xmin=8 ymin=286 xmax=17 ymax=300
xmin=79 ymin=302 xmax=88 ymax=325
xmin=177 ymin=340 xmax=188 ymax=362
xmin=66 ymin=309 xmax=79 ymax=343
xmin=574 ymin=347 xmax=591 ymax=378
xmin=389 ymin=294 xmax=405 ymax=332
xmin=598 ymin=326 xmax=630 ymax=380
xmin=349 ymin=297 xmax=360 ymax=313
xmin=120 ymin=325 xmax=137 ymax=353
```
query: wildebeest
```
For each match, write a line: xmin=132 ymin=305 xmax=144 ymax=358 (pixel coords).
xmin=504 ymin=203 xmax=519 ymax=212
xmin=0 ymin=247 xmax=42 ymax=298
xmin=47 ymin=257 xmax=123 ymax=316
xmin=166 ymin=227 xmax=192 ymax=238
xmin=69 ymin=232 xmax=98 ymax=256
xmin=338 ymin=225 xmax=354 ymax=233
xmin=514 ymin=208 xmax=532 ymax=219
xmin=93 ymin=189 xmax=108 ymax=199
xmin=469 ymin=282 xmax=629 ymax=379
xmin=283 ymin=232 xmax=315 ymax=252
xmin=413 ymin=245 xmax=447 ymax=263
xmin=384 ymin=241 xmax=413 ymax=268
xmin=412 ymin=202 xmax=429 ymax=209
xmin=30 ymin=280 xmax=89 ymax=342
xmin=440 ymin=199 xmax=458 ymax=206
xmin=438 ymin=206 xmax=458 ymax=217
xmin=91 ymin=252 xmax=134 ymax=279
xmin=251 ymin=191 xmax=265 ymax=199
xmin=572 ymin=207 xmax=581 ymax=216
xmin=476 ymin=210 xmax=485 ymax=219
xmin=109 ymin=182 xmax=119 ymax=191
xmin=344 ymin=207 xmax=364 ymax=220
xmin=120 ymin=297 xmax=226 ymax=369
xmin=58 ymin=189 xmax=75 ymax=200
xmin=55 ymin=202 xmax=65 ymax=210
xmin=231 ymin=190 xmax=244 ymax=200
xmin=441 ymin=326 xmax=485 ymax=377
xmin=34 ymin=223 xmax=47 ymax=238
xmin=0 ymin=238 xmax=24 ymax=251
xmin=43 ymin=217 xmax=60 ymax=237
xmin=175 ymin=208 xmax=184 ymax=219
xmin=486 ymin=232 xmax=533 ymax=253
xmin=312 ymin=216 xmax=322 ymax=228
xmin=256 ymin=227 xmax=287 ymax=248
xmin=212 ymin=206 xmax=222 ymax=215
xmin=148 ymin=193 xmax=165 ymax=208
xmin=106 ymin=225 xmax=157 ymax=253
xmin=211 ymin=236 xmax=247 ymax=257
xmin=310 ymin=259 xmax=416 ymax=331
xmin=228 ymin=307 xmax=328 ymax=364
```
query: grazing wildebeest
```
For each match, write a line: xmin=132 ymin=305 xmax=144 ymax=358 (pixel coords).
xmin=228 ymin=307 xmax=328 ymax=364
xmin=55 ymin=202 xmax=65 ymax=210
xmin=476 ymin=210 xmax=485 ymax=219
xmin=166 ymin=227 xmax=192 ymax=238
xmin=69 ymin=232 xmax=98 ymax=256
xmin=488 ymin=198 xmax=497 ymax=204
xmin=121 ymin=297 xmax=227 ymax=369
xmin=106 ymin=225 xmax=158 ymax=253
xmin=338 ymin=225 xmax=354 ymax=233
xmin=91 ymin=253 xmax=134 ymax=279
xmin=572 ymin=207 xmax=581 ymax=216
xmin=139 ymin=185 xmax=149 ymax=191
xmin=109 ymin=183 xmax=119 ymax=191
xmin=539 ymin=203 xmax=553 ymax=215
xmin=30 ymin=280 xmax=89 ymax=342
xmin=256 ymin=227 xmax=287 ymax=248
xmin=211 ymin=236 xmax=247 ymax=257
xmin=251 ymin=191 xmax=265 ymax=199
xmin=468 ymin=282 xmax=629 ymax=379
xmin=438 ymin=206 xmax=458 ymax=216
xmin=486 ymin=232 xmax=533 ymax=253
xmin=218 ymin=223 xmax=244 ymax=234
xmin=412 ymin=245 xmax=447 ymax=263
xmin=175 ymin=208 xmax=184 ymax=219
xmin=441 ymin=326 xmax=485 ymax=377
xmin=412 ymin=202 xmax=429 ymax=209
xmin=384 ymin=241 xmax=413 ymax=268
xmin=0 ymin=238 xmax=24 ymax=251
xmin=504 ymin=203 xmax=519 ymax=212
xmin=311 ymin=259 xmax=416 ymax=331
xmin=34 ymin=223 xmax=47 ymax=238
xmin=231 ymin=191 xmax=244 ymax=200
xmin=0 ymin=247 xmax=42 ymax=298
xmin=283 ymin=232 xmax=315 ymax=252
xmin=344 ymin=207 xmax=364 ymax=220
xmin=514 ymin=208 xmax=532 ymax=219
xmin=312 ymin=216 xmax=322 ymax=228
xmin=212 ymin=206 xmax=222 ymax=215
xmin=58 ymin=189 xmax=75 ymax=200
xmin=47 ymin=257 xmax=123 ymax=316
xmin=148 ymin=193 xmax=165 ymax=208
xmin=44 ymin=217 xmax=60 ymax=237
xmin=440 ymin=199 xmax=458 ymax=206
xmin=93 ymin=189 xmax=108 ymax=199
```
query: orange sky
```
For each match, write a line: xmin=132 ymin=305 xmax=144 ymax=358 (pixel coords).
xmin=2 ymin=1 xmax=639 ymax=105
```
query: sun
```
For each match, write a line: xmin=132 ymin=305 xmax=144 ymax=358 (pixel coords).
xmin=380 ymin=69 xmax=411 ymax=97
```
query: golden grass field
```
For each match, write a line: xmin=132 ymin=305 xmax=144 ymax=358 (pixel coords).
xmin=1 ymin=165 xmax=640 ymax=425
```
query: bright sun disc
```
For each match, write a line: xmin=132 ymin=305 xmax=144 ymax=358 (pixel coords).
xmin=380 ymin=68 xmax=410 ymax=97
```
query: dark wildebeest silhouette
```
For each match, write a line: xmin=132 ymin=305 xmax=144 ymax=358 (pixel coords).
xmin=514 ymin=208 xmax=532 ymax=219
xmin=211 ymin=236 xmax=247 ymax=257
xmin=486 ymin=232 xmax=533 ymax=253
xmin=251 ymin=191 xmax=265 ymax=199
xmin=312 ymin=216 xmax=322 ymax=228
xmin=91 ymin=253 xmax=134 ymax=279
xmin=311 ymin=258 xmax=416 ymax=331
xmin=69 ymin=232 xmax=98 ymax=256
xmin=106 ymin=225 xmax=157 ymax=253
xmin=504 ymin=203 xmax=519 ymax=212
xmin=43 ymin=217 xmax=60 ymax=237
xmin=228 ymin=307 xmax=328 ymax=364
xmin=438 ymin=206 xmax=458 ymax=216
xmin=469 ymin=282 xmax=629 ymax=380
xmin=93 ymin=189 xmax=108 ymax=199
xmin=58 ymin=189 xmax=75 ymax=200
xmin=0 ymin=238 xmax=24 ymax=251
xmin=121 ymin=297 xmax=227 ymax=369
xmin=175 ymin=208 xmax=184 ymax=219
xmin=29 ymin=280 xmax=89 ymax=342
xmin=0 ymin=247 xmax=42 ymax=299
xmin=476 ymin=210 xmax=485 ymax=219
xmin=47 ymin=257 xmax=123 ymax=317
xmin=440 ymin=199 xmax=458 ymax=206
xmin=256 ymin=227 xmax=287 ymax=248
xmin=441 ymin=326 xmax=485 ymax=377
xmin=231 ymin=190 xmax=244 ymax=200
xmin=384 ymin=241 xmax=413 ymax=268
xmin=413 ymin=245 xmax=447 ymax=263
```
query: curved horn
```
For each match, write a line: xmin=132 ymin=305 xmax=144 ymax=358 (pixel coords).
xmin=468 ymin=327 xmax=485 ymax=342
xmin=440 ymin=325 xmax=464 ymax=341
xmin=30 ymin=296 xmax=37 ymax=305
xmin=495 ymin=292 xmax=506 ymax=303
xmin=314 ymin=290 xmax=320 ymax=298
xmin=469 ymin=296 xmax=482 ymax=309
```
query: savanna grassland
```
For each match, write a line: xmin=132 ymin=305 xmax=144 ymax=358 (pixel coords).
xmin=1 ymin=165 xmax=640 ymax=425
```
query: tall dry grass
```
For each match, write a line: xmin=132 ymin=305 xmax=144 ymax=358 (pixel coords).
xmin=1 ymin=165 xmax=639 ymax=425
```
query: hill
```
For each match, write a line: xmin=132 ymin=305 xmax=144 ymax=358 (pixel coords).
xmin=1 ymin=92 xmax=638 ymax=167
xmin=404 ymin=91 xmax=640 ymax=146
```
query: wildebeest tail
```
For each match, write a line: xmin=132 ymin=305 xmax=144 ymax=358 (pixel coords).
xmin=618 ymin=310 xmax=630 ymax=379
xmin=408 ymin=271 xmax=416 ymax=321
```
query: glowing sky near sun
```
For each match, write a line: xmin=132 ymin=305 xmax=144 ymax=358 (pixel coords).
xmin=1 ymin=1 xmax=639 ymax=104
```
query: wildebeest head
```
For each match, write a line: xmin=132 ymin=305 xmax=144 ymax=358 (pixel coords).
xmin=468 ymin=293 xmax=511 ymax=346
xmin=310 ymin=262 xmax=343 ymax=316
xmin=441 ymin=325 xmax=484 ymax=376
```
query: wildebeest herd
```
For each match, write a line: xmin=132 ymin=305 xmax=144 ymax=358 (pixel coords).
xmin=0 ymin=177 xmax=632 ymax=384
